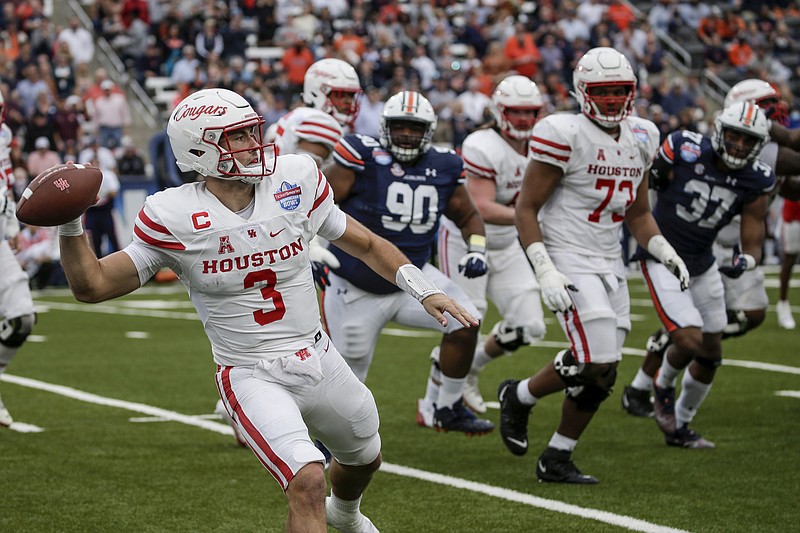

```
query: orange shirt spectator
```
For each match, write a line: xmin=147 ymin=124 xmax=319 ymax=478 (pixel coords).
xmin=504 ymin=31 xmax=541 ymax=79
xmin=334 ymin=27 xmax=366 ymax=63
xmin=607 ymin=0 xmax=636 ymax=31
xmin=281 ymin=41 xmax=315 ymax=87
xmin=728 ymin=39 xmax=753 ymax=68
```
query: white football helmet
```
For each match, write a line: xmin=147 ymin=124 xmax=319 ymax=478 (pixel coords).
xmin=379 ymin=91 xmax=437 ymax=163
xmin=724 ymin=78 xmax=788 ymax=125
xmin=572 ymin=47 xmax=636 ymax=128
xmin=167 ymin=88 xmax=275 ymax=184
xmin=303 ymin=58 xmax=362 ymax=129
xmin=489 ymin=75 xmax=543 ymax=140
xmin=711 ymin=101 xmax=770 ymax=170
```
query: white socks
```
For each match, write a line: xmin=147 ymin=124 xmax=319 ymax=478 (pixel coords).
xmin=676 ymin=372 xmax=712 ymax=428
xmin=516 ymin=378 xmax=538 ymax=406
xmin=631 ymin=367 xmax=654 ymax=391
xmin=548 ymin=432 xmax=578 ymax=452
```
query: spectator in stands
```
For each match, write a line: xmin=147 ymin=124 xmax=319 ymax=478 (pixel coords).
xmin=353 ymin=85 xmax=384 ymax=139
xmin=334 ymin=22 xmax=366 ymax=66
xmin=195 ymin=19 xmax=223 ymax=62
xmin=677 ymin=0 xmax=711 ymax=31
xmin=170 ymin=45 xmax=202 ymax=85
xmin=14 ymin=224 xmax=60 ymax=289
xmin=728 ymin=36 xmax=754 ymax=73
xmin=649 ymin=0 xmax=679 ymax=33
xmin=281 ymin=36 xmax=315 ymax=97
xmin=57 ymin=16 xmax=94 ymax=68
xmin=559 ymin=5 xmax=591 ymax=44
xmin=660 ymin=78 xmax=696 ymax=118
xmin=23 ymin=105 xmax=55 ymax=154
xmin=482 ymin=40 xmax=512 ymax=77
xmin=221 ymin=14 xmax=249 ymax=61
xmin=456 ymin=76 xmax=491 ymax=126
xmin=53 ymin=95 xmax=84 ymax=154
xmin=15 ymin=63 xmax=49 ymax=117
xmin=26 ymin=136 xmax=61 ymax=178
xmin=607 ymin=0 xmax=636 ymax=31
xmin=577 ymin=0 xmax=608 ymax=29
xmin=51 ymin=45 xmax=75 ymax=99
xmin=91 ymin=80 xmax=131 ymax=150
xmin=410 ymin=44 xmax=439 ymax=91
xmin=704 ymin=33 xmax=729 ymax=75
xmin=503 ymin=22 xmax=540 ymax=79
xmin=539 ymin=33 xmax=566 ymax=76
xmin=116 ymin=136 xmax=146 ymax=177
xmin=79 ymin=137 xmax=116 ymax=173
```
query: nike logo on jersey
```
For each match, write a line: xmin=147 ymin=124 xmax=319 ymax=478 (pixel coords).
xmin=270 ymin=228 xmax=285 ymax=238
xmin=507 ymin=437 xmax=528 ymax=449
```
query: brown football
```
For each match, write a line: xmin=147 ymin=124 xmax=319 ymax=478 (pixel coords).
xmin=16 ymin=163 xmax=103 ymax=226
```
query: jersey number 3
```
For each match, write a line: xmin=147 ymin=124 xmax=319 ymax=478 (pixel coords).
xmin=244 ymin=269 xmax=286 ymax=325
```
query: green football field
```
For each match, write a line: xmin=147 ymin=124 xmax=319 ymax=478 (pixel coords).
xmin=1 ymin=269 xmax=798 ymax=532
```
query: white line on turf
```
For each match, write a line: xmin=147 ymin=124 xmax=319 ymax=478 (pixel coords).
xmin=1 ymin=372 xmax=688 ymax=533
xmin=5 ymin=421 xmax=44 ymax=433
xmin=775 ymin=390 xmax=800 ymax=399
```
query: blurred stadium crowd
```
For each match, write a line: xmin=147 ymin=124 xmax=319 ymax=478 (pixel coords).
xmin=1 ymin=0 xmax=799 ymax=283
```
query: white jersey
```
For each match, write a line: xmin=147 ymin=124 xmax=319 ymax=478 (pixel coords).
xmin=530 ymin=113 xmax=659 ymax=265
xmin=273 ymin=107 xmax=343 ymax=156
xmin=716 ymin=141 xmax=779 ymax=247
xmin=441 ymin=128 xmax=530 ymax=250
xmin=124 ymin=154 xmax=337 ymax=366
xmin=1 ymin=123 xmax=15 ymax=240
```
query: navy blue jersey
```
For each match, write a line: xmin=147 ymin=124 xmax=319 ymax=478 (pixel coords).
xmin=636 ymin=130 xmax=775 ymax=275
xmin=331 ymin=133 xmax=465 ymax=293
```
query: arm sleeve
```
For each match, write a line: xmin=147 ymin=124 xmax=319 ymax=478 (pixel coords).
xmin=529 ymin=117 xmax=572 ymax=172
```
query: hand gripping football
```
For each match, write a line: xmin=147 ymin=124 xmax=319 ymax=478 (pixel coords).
xmin=16 ymin=163 xmax=103 ymax=226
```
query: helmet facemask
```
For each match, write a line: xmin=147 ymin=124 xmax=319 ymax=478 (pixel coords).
xmin=379 ymin=91 xmax=437 ymax=163
xmin=572 ymin=47 xmax=637 ymax=129
xmin=712 ymin=102 xmax=770 ymax=170
xmin=211 ymin=118 xmax=276 ymax=183
xmin=490 ymin=75 xmax=543 ymax=140
xmin=384 ymin=119 xmax=431 ymax=162
xmin=579 ymin=82 xmax=635 ymax=128
xmin=322 ymin=87 xmax=362 ymax=129
xmin=497 ymin=105 xmax=541 ymax=140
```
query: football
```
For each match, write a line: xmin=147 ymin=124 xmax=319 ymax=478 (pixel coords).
xmin=16 ymin=163 xmax=103 ymax=226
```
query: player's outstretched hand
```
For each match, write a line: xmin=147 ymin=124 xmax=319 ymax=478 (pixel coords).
xmin=421 ymin=293 xmax=480 ymax=328
xmin=719 ymin=245 xmax=756 ymax=279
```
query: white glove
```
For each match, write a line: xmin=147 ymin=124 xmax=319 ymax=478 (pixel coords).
xmin=647 ymin=235 xmax=690 ymax=290
xmin=525 ymin=242 xmax=577 ymax=313
xmin=308 ymin=236 xmax=340 ymax=269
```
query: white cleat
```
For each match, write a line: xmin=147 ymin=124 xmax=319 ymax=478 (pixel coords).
xmin=462 ymin=373 xmax=487 ymax=414
xmin=214 ymin=399 xmax=248 ymax=447
xmin=777 ymin=300 xmax=796 ymax=330
xmin=0 ymin=392 xmax=12 ymax=427
xmin=416 ymin=398 xmax=434 ymax=428
xmin=325 ymin=496 xmax=380 ymax=533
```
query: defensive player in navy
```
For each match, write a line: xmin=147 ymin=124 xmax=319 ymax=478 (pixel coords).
xmin=55 ymin=88 xmax=478 ymax=533
xmin=638 ymin=101 xmax=775 ymax=448
xmin=497 ymin=48 xmax=689 ymax=484
xmin=322 ymin=90 xmax=494 ymax=435
xmin=622 ymin=79 xmax=800 ymax=417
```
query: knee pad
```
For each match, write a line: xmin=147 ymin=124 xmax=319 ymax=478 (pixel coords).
xmin=491 ymin=320 xmax=544 ymax=353
xmin=694 ymin=356 xmax=722 ymax=369
xmin=0 ymin=313 xmax=36 ymax=348
xmin=721 ymin=309 xmax=749 ymax=339
xmin=553 ymin=349 xmax=584 ymax=387
xmin=565 ymin=364 xmax=618 ymax=412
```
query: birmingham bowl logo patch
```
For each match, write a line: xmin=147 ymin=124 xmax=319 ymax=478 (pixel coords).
xmin=373 ymin=148 xmax=392 ymax=166
xmin=274 ymin=181 xmax=302 ymax=211
xmin=680 ymin=143 xmax=701 ymax=163
xmin=631 ymin=125 xmax=649 ymax=143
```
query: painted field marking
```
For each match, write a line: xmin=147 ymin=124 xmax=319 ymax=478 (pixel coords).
xmin=1 ymin=373 xmax=688 ymax=533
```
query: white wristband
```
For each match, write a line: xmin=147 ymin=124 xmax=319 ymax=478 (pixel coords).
xmin=742 ymin=254 xmax=757 ymax=271
xmin=646 ymin=235 xmax=677 ymax=263
xmin=524 ymin=241 xmax=556 ymax=276
xmin=59 ymin=217 xmax=84 ymax=237
xmin=396 ymin=264 xmax=443 ymax=302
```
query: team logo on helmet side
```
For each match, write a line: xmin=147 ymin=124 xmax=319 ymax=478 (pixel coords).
xmin=173 ymin=104 xmax=229 ymax=121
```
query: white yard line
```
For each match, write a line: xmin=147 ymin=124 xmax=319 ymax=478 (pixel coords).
xmin=775 ymin=390 xmax=800 ymax=399
xmin=0 ymin=372 xmax=688 ymax=533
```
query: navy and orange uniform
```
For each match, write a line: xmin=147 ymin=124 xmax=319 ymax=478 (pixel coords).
xmin=637 ymin=130 xmax=776 ymax=275
xmin=331 ymin=133 xmax=465 ymax=293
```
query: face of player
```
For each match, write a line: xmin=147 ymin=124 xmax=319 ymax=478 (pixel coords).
xmin=389 ymin=120 xmax=427 ymax=149
xmin=330 ymin=89 xmax=359 ymax=116
xmin=505 ymin=107 xmax=539 ymax=131
xmin=587 ymin=84 xmax=631 ymax=117
xmin=223 ymin=125 xmax=261 ymax=167
xmin=722 ymin=128 xmax=760 ymax=160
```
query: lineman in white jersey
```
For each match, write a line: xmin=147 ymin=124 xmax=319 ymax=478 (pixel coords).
xmin=622 ymin=78 xmax=800 ymax=417
xmin=497 ymin=48 xmax=689 ymax=484
xmin=56 ymin=88 xmax=477 ymax=533
xmin=271 ymin=58 xmax=362 ymax=166
xmin=431 ymin=75 xmax=546 ymax=415
xmin=0 ymin=89 xmax=36 ymax=427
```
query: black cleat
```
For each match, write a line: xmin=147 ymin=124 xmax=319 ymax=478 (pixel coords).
xmin=536 ymin=447 xmax=599 ymax=484
xmin=433 ymin=399 xmax=494 ymax=436
xmin=665 ymin=425 xmax=715 ymax=449
xmin=621 ymin=385 xmax=654 ymax=418
xmin=652 ymin=372 xmax=677 ymax=435
xmin=497 ymin=379 xmax=533 ymax=456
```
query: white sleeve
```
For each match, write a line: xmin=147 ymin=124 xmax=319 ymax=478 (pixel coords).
xmin=122 ymin=240 xmax=176 ymax=286
xmin=530 ymin=116 xmax=573 ymax=172
xmin=316 ymin=204 xmax=347 ymax=241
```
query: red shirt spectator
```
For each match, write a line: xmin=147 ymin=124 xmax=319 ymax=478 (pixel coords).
xmin=728 ymin=39 xmax=753 ymax=68
xmin=504 ymin=30 xmax=541 ymax=78
xmin=281 ymin=41 xmax=315 ymax=87
xmin=607 ymin=0 xmax=636 ymax=31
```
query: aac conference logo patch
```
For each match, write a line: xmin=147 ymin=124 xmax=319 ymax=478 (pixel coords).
xmin=274 ymin=181 xmax=302 ymax=211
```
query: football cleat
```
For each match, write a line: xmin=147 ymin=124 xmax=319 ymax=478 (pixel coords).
xmin=536 ymin=447 xmax=599 ymax=484
xmin=652 ymin=372 xmax=676 ymax=435
xmin=462 ymin=372 xmax=487 ymax=414
xmin=214 ymin=399 xmax=248 ymax=447
xmin=645 ymin=328 xmax=672 ymax=356
xmin=433 ymin=399 xmax=494 ymax=436
xmin=497 ymin=379 xmax=533 ymax=456
xmin=0 ymin=392 xmax=12 ymax=427
xmin=665 ymin=425 xmax=716 ymax=449
xmin=621 ymin=385 xmax=654 ymax=418
xmin=777 ymin=300 xmax=796 ymax=330
xmin=325 ymin=496 xmax=380 ymax=533
xmin=416 ymin=398 xmax=435 ymax=428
